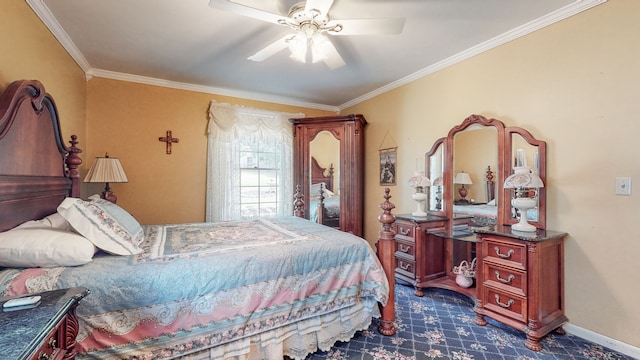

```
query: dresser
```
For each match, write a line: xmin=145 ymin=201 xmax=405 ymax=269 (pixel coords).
xmin=473 ymin=226 xmax=567 ymax=351
xmin=393 ymin=214 xmax=448 ymax=296
xmin=1 ymin=287 xmax=89 ymax=360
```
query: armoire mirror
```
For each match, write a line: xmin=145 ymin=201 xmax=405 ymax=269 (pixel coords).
xmin=425 ymin=138 xmax=445 ymax=214
xmin=290 ymin=114 xmax=367 ymax=237
xmin=433 ymin=114 xmax=547 ymax=230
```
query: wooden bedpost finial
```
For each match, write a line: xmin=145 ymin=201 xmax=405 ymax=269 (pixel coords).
xmin=377 ymin=187 xmax=397 ymax=336
xmin=293 ymin=185 xmax=305 ymax=218
xmin=66 ymin=135 xmax=83 ymax=198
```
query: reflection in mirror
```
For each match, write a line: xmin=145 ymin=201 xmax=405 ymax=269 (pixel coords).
xmin=453 ymin=126 xmax=498 ymax=204
xmin=426 ymin=139 xmax=444 ymax=213
xmin=508 ymin=134 xmax=540 ymax=222
xmin=451 ymin=126 xmax=498 ymax=226
xmin=309 ymin=131 xmax=340 ymax=227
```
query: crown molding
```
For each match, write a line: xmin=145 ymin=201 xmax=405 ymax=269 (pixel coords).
xmin=27 ymin=0 xmax=605 ymax=113
xmin=338 ymin=0 xmax=607 ymax=110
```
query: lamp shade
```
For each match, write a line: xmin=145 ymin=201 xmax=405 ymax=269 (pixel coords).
xmin=454 ymin=172 xmax=473 ymax=185
xmin=408 ymin=171 xmax=431 ymax=188
xmin=84 ymin=155 xmax=128 ymax=183
xmin=432 ymin=176 xmax=443 ymax=187
xmin=504 ymin=166 xmax=543 ymax=189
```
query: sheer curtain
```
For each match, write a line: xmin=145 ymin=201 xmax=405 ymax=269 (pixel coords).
xmin=206 ymin=100 xmax=303 ymax=222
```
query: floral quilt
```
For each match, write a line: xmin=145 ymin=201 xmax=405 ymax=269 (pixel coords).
xmin=0 ymin=216 xmax=388 ymax=359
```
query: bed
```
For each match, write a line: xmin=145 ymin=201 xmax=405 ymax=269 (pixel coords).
xmin=453 ymin=165 xmax=498 ymax=226
xmin=308 ymin=157 xmax=339 ymax=228
xmin=0 ymin=80 xmax=389 ymax=360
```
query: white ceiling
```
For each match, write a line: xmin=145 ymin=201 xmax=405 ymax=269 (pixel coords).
xmin=27 ymin=0 xmax=605 ymax=112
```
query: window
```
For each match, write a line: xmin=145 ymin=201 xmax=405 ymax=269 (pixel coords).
xmin=206 ymin=101 xmax=303 ymax=222
xmin=238 ymin=141 xmax=281 ymax=218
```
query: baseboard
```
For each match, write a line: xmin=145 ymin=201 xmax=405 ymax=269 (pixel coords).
xmin=565 ymin=323 xmax=640 ymax=359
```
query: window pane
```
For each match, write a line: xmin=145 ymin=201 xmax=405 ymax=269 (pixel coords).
xmin=241 ymin=169 xmax=260 ymax=186
xmin=260 ymin=170 xmax=278 ymax=186
xmin=241 ymin=186 xmax=260 ymax=203
xmin=259 ymin=152 xmax=278 ymax=169
xmin=260 ymin=187 xmax=277 ymax=202
xmin=240 ymin=151 xmax=258 ymax=168
xmin=240 ymin=204 xmax=259 ymax=219
xmin=259 ymin=203 xmax=277 ymax=217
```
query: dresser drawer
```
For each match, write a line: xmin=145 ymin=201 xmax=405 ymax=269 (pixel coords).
xmin=482 ymin=236 xmax=527 ymax=271
xmin=395 ymin=239 xmax=415 ymax=258
xmin=483 ymin=263 xmax=526 ymax=296
xmin=395 ymin=255 xmax=416 ymax=279
xmin=394 ymin=222 xmax=415 ymax=239
xmin=28 ymin=320 xmax=64 ymax=360
xmin=482 ymin=287 xmax=527 ymax=323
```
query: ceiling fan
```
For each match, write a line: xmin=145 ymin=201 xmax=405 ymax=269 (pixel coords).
xmin=208 ymin=0 xmax=405 ymax=69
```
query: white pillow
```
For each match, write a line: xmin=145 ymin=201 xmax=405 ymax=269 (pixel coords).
xmin=310 ymin=182 xmax=334 ymax=196
xmin=0 ymin=228 xmax=95 ymax=267
xmin=57 ymin=198 xmax=144 ymax=255
xmin=15 ymin=213 xmax=74 ymax=232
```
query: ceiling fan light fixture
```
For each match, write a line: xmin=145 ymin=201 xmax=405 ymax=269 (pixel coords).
xmin=288 ymin=33 xmax=308 ymax=63
xmin=311 ymin=34 xmax=330 ymax=63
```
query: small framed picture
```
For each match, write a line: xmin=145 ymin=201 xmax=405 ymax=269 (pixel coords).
xmin=379 ymin=148 xmax=397 ymax=186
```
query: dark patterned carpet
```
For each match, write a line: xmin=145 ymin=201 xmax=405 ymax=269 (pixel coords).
xmin=306 ymin=283 xmax=636 ymax=360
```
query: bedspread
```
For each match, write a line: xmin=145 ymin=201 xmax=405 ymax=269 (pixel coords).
xmin=0 ymin=216 xmax=388 ymax=359
xmin=309 ymin=197 xmax=340 ymax=223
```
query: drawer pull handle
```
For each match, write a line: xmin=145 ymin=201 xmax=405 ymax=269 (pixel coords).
xmin=400 ymin=262 xmax=411 ymax=271
xmin=495 ymin=271 xmax=515 ymax=284
xmin=39 ymin=352 xmax=50 ymax=360
xmin=399 ymin=244 xmax=411 ymax=253
xmin=494 ymin=294 xmax=514 ymax=308
xmin=399 ymin=228 xmax=410 ymax=235
xmin=494 ymin=247 xmax=514 ymax=259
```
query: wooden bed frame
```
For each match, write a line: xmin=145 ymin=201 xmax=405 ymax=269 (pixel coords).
xmin=0 ymin=80 xmax=82 ymax=232
xmin=0 ymin=79 xmax=400 ymax=349
xmin=310 ymin=156 xmax=334 ymax=192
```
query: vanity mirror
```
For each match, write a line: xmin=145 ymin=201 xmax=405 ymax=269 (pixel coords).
xmin=290 ymin=114 xmax=367 ymax=236
xmin=425 ymin=138 xmax=445 ymax=214
xmin=436 ymin=114 xmax=546 ymax=229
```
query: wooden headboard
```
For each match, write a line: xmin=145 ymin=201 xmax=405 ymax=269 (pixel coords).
xmin=0 ymin=80 xmax=82 ymax=232
xmin=310 ymin=156 xmax=334 ymax=192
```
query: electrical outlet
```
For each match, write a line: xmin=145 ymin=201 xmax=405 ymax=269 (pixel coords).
xmin=615 ymin=177 xmax=631 ymax=195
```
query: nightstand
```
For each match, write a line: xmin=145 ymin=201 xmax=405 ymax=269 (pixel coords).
xmin=1 ymin=287 xmax=89 ymax=360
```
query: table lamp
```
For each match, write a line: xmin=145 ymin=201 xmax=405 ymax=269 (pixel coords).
xmin=504 ymin=166 xmax=544 ymax=232
xmin=454 ymin=171 xmax=473 ymax=203
xmin=84 ymin=153 xmax=128 ymax=203
xmin=408 ymin=171 xmax=430 ymax=218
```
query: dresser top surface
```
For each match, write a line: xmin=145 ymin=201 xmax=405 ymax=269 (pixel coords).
xmin=473 ymin=225 xmax=568 ymax=242
xmin=1 ymin=287 xmax=89 ymax=359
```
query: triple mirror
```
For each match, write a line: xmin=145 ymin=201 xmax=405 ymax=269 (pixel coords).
xmin=426 ymin=114 xmax=547 ymax=230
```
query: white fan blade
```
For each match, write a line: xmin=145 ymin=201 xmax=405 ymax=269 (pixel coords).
xmin=305 ymin=0 xmax=334 ymax=17
xmin=322 ymin=40 xmax=345 ymax=70
xmin=247 ymin=35 xmax=291 ymax=62
xmin=328 ymin=18 xmax=406 ymax=35
xmin=208 ymin=0 xmax=285 ymax=25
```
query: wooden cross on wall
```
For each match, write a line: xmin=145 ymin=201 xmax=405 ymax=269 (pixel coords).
xmin=159 ymin=130 xmax=179 ymax=154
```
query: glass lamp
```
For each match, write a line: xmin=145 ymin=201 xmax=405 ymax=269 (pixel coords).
xmin=504 ymin=166 xmax=544 ymax=232
xmin=408 ymin=171 xmax=431 ymax=218
xmin=454 ymin=171 xmax=473 ymax=203
xmin=84 ymin=153 xmax=128 ymax=203
xmin=432 ymin=176 xmax=443 ymax=211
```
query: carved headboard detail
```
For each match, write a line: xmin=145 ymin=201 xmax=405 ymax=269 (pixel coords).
xmin=0 ymin=80 xmax=82 ymax=232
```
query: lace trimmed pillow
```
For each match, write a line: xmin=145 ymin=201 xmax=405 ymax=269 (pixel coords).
xmin=57 ymin=198 xmax=144 ymax=255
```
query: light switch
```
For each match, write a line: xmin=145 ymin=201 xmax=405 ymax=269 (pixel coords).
xmin=615 ymin=177 xmax=631 ymax=195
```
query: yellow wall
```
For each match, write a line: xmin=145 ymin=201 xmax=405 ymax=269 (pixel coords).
xmin=85 ymin=78 xmax=334 ymax=224
xmin=346 ymin=0 xmax=640 ymax=348
xmin=0 ymin=0 xmax=86 ymax=142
